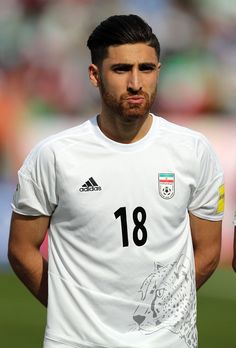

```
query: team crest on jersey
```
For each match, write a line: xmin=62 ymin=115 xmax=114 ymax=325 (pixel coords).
xmin=158 ymin=173 xmax=175 ymax=199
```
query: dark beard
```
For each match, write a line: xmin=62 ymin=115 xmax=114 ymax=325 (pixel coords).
xmin=100 ymin=81 xmax=157 ymax=120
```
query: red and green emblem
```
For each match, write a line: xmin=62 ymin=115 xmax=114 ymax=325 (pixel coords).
xmin=158 ymin=173 xmax=175 ymax=199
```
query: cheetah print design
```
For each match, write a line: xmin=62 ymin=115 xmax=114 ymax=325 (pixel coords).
xmin=130 ymin=255 xmax=197 ymax=348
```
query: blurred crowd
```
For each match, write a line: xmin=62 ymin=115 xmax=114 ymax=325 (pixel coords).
xmin=1 ymin=0 xmax=236 ymax=267
xmin=0 ymin=0 xmax=236 ymax=180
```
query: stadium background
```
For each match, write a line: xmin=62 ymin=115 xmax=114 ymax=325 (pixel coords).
xmin=0 ymin=0 xmax=236 ymax=347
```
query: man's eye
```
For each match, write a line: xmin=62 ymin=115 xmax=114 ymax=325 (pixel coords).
xmin=140 ymin=65 xmax=155 ymax=72
xmin=113 ymin=66 xmax=130 ymax=73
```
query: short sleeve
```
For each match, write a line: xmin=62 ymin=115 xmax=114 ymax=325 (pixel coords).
xmin=12 ymin=142 xmax=58 ymax=216
xmin=188 ymin=136 xmax=224 ymax=221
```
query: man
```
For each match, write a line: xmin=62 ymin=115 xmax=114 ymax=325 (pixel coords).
xmin=8 ymin=14 xmax=224 ymax=348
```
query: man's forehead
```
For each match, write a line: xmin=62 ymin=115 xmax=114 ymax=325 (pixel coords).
xmin=105 ymin=43 xmax=158 ymax=63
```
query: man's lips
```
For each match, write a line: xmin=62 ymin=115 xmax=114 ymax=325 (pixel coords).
xmin=126 ymin=95 xmax=145 ymax=104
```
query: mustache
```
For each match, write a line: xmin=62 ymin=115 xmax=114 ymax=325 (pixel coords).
xmin=121 ymin=91 xmax=148 ymax=99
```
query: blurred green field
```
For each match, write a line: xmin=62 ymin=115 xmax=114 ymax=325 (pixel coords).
xmin=0 ymin=271 xmax=46 ymax=347
xmin=0 ymin=268 xmax=236 ymax=348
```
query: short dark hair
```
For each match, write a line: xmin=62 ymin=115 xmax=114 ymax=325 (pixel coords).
xmin=87 ymin=14 xmax=160 ymax=65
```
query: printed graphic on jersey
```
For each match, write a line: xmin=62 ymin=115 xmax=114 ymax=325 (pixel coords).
xmin=158 ymin=173 xmax=175 ymax=199
xmin=79 ymin=177 xmax=102 ymax=192
xmin=216 ymin=184 xmax=224 ymax=214
xmin=130 ymin=255 xmax=197 ymax=348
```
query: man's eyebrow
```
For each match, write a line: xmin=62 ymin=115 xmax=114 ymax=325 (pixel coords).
xmin=110 ymin=63 xmax=157 ymax=69
xmin=139 ymin=63 xmax=157 ymax=68
xmin=110 ymin=63 xmax=133 ymax=69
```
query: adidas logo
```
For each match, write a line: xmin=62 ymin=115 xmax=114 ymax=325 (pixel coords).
xmin=79 ymin=177 xmax=102 ymax=192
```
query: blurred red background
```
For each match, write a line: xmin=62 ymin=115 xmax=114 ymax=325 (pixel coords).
xmin=0 ymin=0 xmax=236 ymax=269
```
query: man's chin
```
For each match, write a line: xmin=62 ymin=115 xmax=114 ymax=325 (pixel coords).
xmin=121 ymin=107 xmax=149 ymax=120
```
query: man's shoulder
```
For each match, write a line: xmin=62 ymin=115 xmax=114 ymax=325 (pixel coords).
xmin=34 ymin=116 xmax=95 ymax=149
xmin=154 ymin=115 xmax=211 ymax=148
xmin=154 ymin=115 xmax=218 ymax=161
xmin=41 ymin=116 xmax=95 ymax=149
xmin=156 ymin=115 xmax=203 ymax=139
xmin=22 ymin=116 xmax=96 ymax=167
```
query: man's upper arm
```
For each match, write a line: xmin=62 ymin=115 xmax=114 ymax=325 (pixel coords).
xmin=189 ymin=212 xmax=222 ymax=289
xmin=190 ymin=213 xmax=222 ymax=251
xmin=8 ymin=212 xmax=50 ymax=254
xmin=8 ymin=212 xmax=50 ymax=306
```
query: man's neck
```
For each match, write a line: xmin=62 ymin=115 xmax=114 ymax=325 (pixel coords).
xmin=97 ymin=112 xmax=153 ymax=144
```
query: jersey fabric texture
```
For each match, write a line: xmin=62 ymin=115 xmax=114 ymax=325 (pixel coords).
xmin=12 ymin=115 xmax=224 ymax=348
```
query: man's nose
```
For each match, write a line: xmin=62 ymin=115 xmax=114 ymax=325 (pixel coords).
xmin=127 ymin=71 xmax=142 ymax=92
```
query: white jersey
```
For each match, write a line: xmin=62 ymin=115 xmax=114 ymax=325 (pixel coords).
xmin=12 ymin=115 xmax=224 ymax=348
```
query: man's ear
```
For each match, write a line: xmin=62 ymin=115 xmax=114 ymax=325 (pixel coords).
xmin=88 ymin=64 xmax=100 ymax=87
xmin=156 ymin=62 xmax=162 ymax=81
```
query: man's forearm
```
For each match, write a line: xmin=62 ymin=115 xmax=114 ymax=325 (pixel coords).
xmin=8 ymin=248 xmax=48 ymax=307
xmin=194 ymin=251 xmax=220 ymax=290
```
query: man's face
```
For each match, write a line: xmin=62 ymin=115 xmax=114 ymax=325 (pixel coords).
xmin=90 ymin=43 xmax=161 ymax=120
